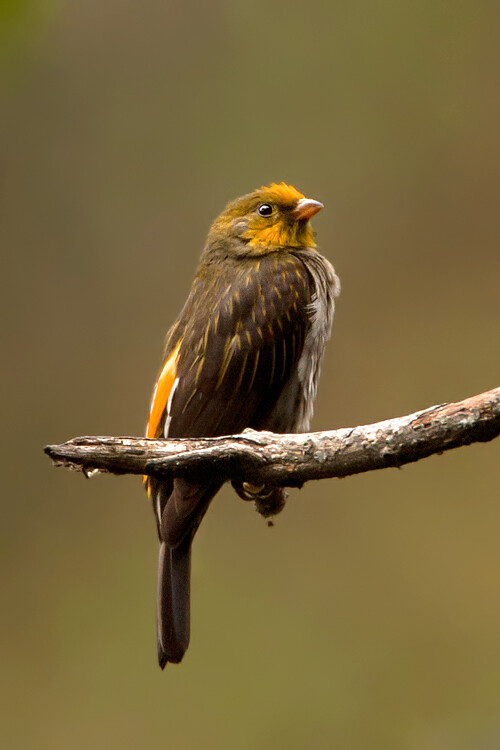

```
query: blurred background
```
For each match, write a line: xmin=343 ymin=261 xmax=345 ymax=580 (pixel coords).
xmin=1 ymin=1 xmax=499 ymax=748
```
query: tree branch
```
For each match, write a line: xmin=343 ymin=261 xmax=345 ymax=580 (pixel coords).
xmin=45 ymin=387 xmax=500 ymax=488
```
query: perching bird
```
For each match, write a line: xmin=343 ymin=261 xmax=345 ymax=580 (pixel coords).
xmin=145 ymin=182 xmax=340 ymax=668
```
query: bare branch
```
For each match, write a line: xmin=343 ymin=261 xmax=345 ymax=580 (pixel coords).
xmin=44 ymin=387 xmax=500 ymax=488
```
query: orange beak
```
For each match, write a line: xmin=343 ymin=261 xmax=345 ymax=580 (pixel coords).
xmin=293 ymin=198 xmax=324 ymax=221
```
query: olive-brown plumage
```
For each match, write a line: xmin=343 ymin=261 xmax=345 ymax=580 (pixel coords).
xmin=145 ymin=183 xmax=340 ymax=668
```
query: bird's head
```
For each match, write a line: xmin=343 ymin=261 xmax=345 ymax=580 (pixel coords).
xmin=208 ymin=182 xmax=323 ymax=255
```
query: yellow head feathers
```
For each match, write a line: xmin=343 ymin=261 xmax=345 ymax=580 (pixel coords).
xmin=210 ymin=182 xmax=323 ymax=252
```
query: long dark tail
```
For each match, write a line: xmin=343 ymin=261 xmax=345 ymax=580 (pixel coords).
xmin=157 ymin=534 xmax=192 ymax=668
xmin=155 ymin=478 xmax=221 ymax=669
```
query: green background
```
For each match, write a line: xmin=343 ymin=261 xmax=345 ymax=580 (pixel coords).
xmin=1 ymin=1 xmax=499 ymax=748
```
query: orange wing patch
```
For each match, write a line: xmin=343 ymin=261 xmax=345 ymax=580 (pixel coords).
xmin=146 ymin=342 xmax=181 ymax=439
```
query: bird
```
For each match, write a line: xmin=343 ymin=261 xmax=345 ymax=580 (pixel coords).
xmin=144 ymin=182 xmax=340 ymax=668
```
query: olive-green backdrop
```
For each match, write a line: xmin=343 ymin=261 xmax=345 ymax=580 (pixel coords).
xmin=1 ymin=1 xmax=499 ymax=748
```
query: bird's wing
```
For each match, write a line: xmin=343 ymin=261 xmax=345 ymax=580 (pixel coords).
xmin=163 ymin=254 xmax=312 ymax=438
xmin=144 ymin=253 xmax=313 ymax=524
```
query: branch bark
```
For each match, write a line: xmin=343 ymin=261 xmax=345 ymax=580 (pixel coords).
xmin=45 ymin=387 xmax=500 ymax=488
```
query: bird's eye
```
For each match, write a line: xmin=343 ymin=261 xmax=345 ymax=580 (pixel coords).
xmin=258 ymin=203 xmax=273 ymax=217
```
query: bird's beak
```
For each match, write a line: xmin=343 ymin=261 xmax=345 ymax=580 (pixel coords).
xmin=293 ymin=198 xmax=324 ymax=221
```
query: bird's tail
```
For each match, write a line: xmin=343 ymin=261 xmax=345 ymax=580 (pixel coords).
xmin=155 ymin=478 xmax=221 ymax=668
xmin=157 ymin=533 xmax=192 ymax=668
